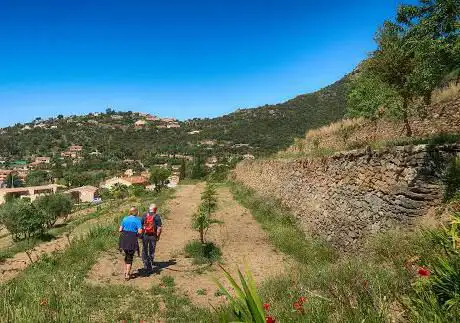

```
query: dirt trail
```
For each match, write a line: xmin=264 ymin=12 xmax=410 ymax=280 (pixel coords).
xmin=87 ymin=184 xmax=288 ymax=307
xmin=0 ymin=202 xmax=126 ymax=283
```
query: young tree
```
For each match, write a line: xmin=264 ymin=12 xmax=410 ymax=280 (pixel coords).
xmin=192 ymin=182 xmax=220 ymax=244
xmin=5 ymin=173 xmax=23 ymax=188
xmin=179 ymin=159 xmax=187 ymax=180
xmin=191 ymin=156 xmax=206 ymax=179
xmin=110 ymin=183 xmax=129 ymax=200
xmin=0 ymin=199 xmax=46 ymax=241
xmin=34 ymin=194 xmax=74 ymax=227
xmin=149 ymin=167 xmax=171 ymax=192
xmin=348 ymin=0 xmax=459 ymax=137
xmin=25 ymin=170 xmax=52 ymax=186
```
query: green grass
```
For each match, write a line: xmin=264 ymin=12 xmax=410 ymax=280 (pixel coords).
xmin=229 ymin=181 xmax=336 ymax=265
xmin=0 ymin=189 xmax=218 ymax=323
xmin=228 ymin=181 xmax=455 ymax=322
xmin=184 ymin=240 xmax=222 ymax=265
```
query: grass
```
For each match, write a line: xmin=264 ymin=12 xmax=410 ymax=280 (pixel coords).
xmin=229 ymin=181 xmax=336 ymax=265
xmin=432 ymin=81 xmax=460 ymax=104
xmin=0 ymin=189 xmax=217 ymax=322
xmin=228 ymin=181 xmax=454 ymax=322
xmin=184 ymin=240 xmax=222 ymax=265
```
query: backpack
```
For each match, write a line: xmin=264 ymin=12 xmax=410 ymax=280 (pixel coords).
xmin=143 ymin=213 xmax=156 ymax=235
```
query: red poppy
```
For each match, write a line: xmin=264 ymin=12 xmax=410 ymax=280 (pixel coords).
xmin=263 ymin=303 xmax=270 ymax=311
xmin=266 ymin=315 xmax=276 ymax=323
xmin=293 ymin=301 xmax=305 ymax=314
xmin=418 ymin=267 xmax=430 ymax=277
xmin=363 ymin=280 xmax=369 ymax=288
xmin=297 ymin=296 xmax=307 ymax=304
xmin=39 ymin=299 xmax=48 ymax=306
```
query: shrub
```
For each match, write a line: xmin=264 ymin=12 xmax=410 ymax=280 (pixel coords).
xmin=444 ymin=157 xmax=460 ymax=201
xmin=406 ymin=213 xmax=460 ymax=321
xmin=34 ymin=193 xmax=74 ymax=226
xmin=0 ymin=199 xmax=46 ymax=240
xmin=192 ymin=182 xmax=221 ymax=244
xmin=184 ymin=240 xmax=222 ymax=264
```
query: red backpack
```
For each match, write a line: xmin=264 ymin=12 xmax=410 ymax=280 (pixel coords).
xmin=143 ymin=213 xmax=156 ymax=235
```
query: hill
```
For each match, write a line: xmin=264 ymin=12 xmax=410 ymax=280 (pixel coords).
xmin=0 ymin=76 xmax=349 ymax=163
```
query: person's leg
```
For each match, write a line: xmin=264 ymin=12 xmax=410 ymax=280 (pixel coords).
xmin=124 ymin=250 xmax=134 ymax=279
xmin=147 ymin=236 xmax=155 ymax=270
xmin=141 ymin=237 xmax=150 ymax=271
xmin=151 ymin=236 xmax=157 ymax=265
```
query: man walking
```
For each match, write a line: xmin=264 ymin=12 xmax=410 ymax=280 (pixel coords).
xmin=141 ymin=204 xmax=162 ymax=273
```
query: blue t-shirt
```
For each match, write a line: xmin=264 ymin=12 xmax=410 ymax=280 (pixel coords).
xmin=120 ymin=215 xmax=142 ymax=233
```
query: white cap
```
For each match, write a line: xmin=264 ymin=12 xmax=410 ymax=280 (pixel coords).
xmin=149 ymin=204 xmax=157 ymax=212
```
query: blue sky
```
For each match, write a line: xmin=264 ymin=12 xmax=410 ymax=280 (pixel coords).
xmin=0 ymin=0 xmax=411 ymax=127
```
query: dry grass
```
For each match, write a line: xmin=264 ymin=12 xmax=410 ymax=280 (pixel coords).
xmin=432 ymin=81 xmax=460 ymax=104
xmin=305 ymin=117 xmax=365 ymax=140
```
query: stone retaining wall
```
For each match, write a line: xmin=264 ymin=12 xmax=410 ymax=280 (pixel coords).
xmin=233 ymin=144 xmax=460 ymax=248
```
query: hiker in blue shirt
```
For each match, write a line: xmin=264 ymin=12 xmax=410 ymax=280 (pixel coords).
xmin=119 ymin=207 xmax=142 ymax=280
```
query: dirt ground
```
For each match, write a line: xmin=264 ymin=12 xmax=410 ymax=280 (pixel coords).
xmin=86 ymin=184 xmax=289 ymax=307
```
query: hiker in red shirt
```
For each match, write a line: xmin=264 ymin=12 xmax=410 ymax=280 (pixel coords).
xmin=141 ymin=203 xmax=162 ymax=274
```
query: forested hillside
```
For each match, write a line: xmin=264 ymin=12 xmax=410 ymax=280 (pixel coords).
xmin=0 ymin=76 xmax=348 ymax=161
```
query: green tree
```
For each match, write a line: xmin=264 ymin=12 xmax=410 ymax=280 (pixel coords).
xmin=179 ymin=159 xmax=187 ymax=180
xmin=34 ymin=194 xmax=73 ymax=227
xmin=149 ymin=167 xmax=171 ymax=192
xmin=128 ymin=184 xmax=146 ymax=197
xmin=192 ymin=182 xmax=220 ymax=243
xmin=348 ymin=0 xmax=459 ymax=136
xmin=347 ymin=71 xmax=400 ymax=120
xmin=0 ymin=199 xmax=46 ymax=240
xmin=397 ymin=0 xmax=460 ymax=103
xmin=5 ymin=173 xmax=23 ymax=188
xmin=110 ymin=183 xmax=129 ymax=200
xmin=191 ymin=156 xmax=206 ymax=179
xmin=25 ymin=170 xmax=52 ymax=186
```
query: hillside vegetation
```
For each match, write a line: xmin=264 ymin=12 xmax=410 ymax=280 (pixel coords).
xmin=0 ymin=77 xmax=348 ymax=162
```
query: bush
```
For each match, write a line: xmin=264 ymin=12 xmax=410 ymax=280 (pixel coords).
xmin=184 ymin=241 xmax=222 ymax=264
xmin=406 ymin=214 xmax=460 ymax=320
xmin=0 ymin=199 xmax=47 ymax=240
xmin=444 ymin=157 xmax=460 ymax=201
xmin=34 ymin=193 xmax=74 ymax=227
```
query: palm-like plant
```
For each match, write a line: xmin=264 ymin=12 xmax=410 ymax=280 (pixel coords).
xmin=214 ymin=265 xmax=268 ymax=323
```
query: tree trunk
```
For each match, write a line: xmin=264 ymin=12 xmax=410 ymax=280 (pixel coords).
xmin=200 ymin=228 xmax=204 ymax=244
xmin=402 ymin=98 xmax=412 ymax=137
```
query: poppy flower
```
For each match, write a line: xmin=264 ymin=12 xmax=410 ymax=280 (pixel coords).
xmin=266 ymin=315 xmax=276 ymax=323
xmin=263 ymin=303 xmax=270 ymax=311
xmin=417 ymin=267 xmax=430 ymax=277
xmin=297 ymin=296 xmax=307 ymax=304
xmin=293 ymin=301 xmax=305 ymax=314
xmin=363 ymin=280 xmax=369 ymax=288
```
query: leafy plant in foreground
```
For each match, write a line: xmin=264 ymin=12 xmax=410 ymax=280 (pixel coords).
xmin=214 ymin=265 xmax=272 ymax=323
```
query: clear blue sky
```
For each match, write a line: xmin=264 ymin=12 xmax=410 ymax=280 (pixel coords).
xmin=0 ymin=0 xmax=412 ymax=127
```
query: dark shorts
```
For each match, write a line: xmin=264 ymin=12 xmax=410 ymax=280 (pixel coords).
xmin=124 ymin=250 xmax=135 ymax=264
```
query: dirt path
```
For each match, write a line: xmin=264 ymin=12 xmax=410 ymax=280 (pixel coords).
xmin=86 ymin=184 xmax=288 ymax=307
xmin=0 ymin=202 xmax=127 ymax=283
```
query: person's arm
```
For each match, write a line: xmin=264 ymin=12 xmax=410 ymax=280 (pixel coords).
xmin=137 ymin=218 xmax=143 ymax=235
xmin=155 ymin=215 xmax=162 ymax=240
xmin=119 ymin=217 xmax=125 ymax=232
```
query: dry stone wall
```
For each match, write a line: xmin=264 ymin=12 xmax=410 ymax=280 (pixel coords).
xmin=233 ymin=144 xmax=460 ymax=248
